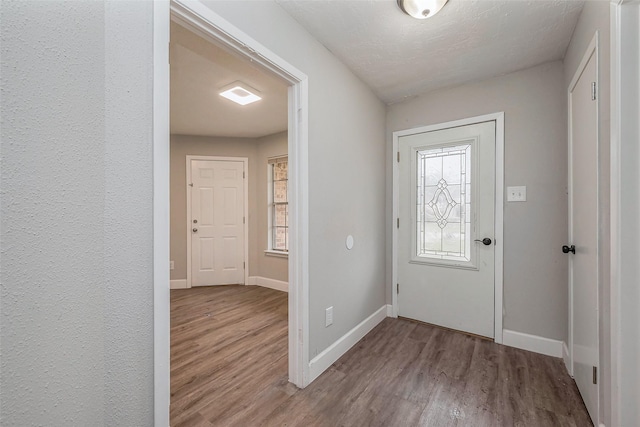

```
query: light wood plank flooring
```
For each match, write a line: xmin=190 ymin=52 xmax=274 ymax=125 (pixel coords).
xmin=171 ymin=286 xmax=592 ymax=427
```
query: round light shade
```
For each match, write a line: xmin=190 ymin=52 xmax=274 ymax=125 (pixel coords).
xmin=397 ymin=0 xmax=449 ymax=19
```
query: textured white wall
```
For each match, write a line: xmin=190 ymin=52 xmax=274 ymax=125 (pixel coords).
xmin=387 ymin=61 xmax=568 ymax=341
xmin=200 ymin=1 xmax=387 ymax=357
xmin=0 ymin=1 xmax=154 ymax=424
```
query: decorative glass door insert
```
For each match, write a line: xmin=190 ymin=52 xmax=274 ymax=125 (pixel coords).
xmin=412 ymin=140 xmax=476 ymax=267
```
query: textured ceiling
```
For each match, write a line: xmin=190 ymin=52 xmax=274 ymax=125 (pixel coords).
xmin=170 ymin=21 xmax=288 ymax=138
xmin=276 ymin=0 xmax=585 ymax=104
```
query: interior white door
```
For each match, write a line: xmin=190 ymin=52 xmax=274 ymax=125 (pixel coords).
xmin=398 ymin=121 xmax=495 ymax=338
xmin=568 ymin=48 xmax=599 ymax=425
xmin=190 ymin=159 xmax=245 ymax=286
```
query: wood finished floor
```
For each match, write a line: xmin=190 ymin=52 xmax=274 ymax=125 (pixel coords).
xmin=170 ymin=286 xmax=592 ymax=427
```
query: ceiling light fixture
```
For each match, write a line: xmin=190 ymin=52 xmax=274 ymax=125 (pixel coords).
xmin=397 ymin=0 xmax=449 ymax=19
xmin=219 ymin=81 xmax=262 ymax=106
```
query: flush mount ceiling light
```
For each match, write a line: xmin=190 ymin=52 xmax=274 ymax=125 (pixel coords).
xmin=397 ymin=0 xmax=449 ymax=19
xmin=219 ymin=81 xmax=262 ymax=106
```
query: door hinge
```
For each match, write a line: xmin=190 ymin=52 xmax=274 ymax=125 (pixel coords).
xmin=397 ymin=283 xmax=399 ymax=294
xmin=188 ymin=183 xmax=193 ymax=187
xmin=243 ymin=171 xmax=245 ymax=179
xmin=591 ymin=82 xmax=597 ymax=101
xmin=243 ymin=261 xmax=246 ymax=269
xmin=397 ymin=218 xmax=400 ymax=228
xmin=397 ymin=152 xmax=400 ymax=162
xmin=593 ymin=366 xmax=597 ymax=384
xmin=243 ymin=217 xmax=246 ymax=224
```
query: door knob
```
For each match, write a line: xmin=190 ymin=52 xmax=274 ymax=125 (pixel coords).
xmin=474 ymin=238 xmax=492 ymax=246
xmin=562 ymin=245 xmax=575 ymax=254
xmin=192 ymin=228 xmax=198 ymax=233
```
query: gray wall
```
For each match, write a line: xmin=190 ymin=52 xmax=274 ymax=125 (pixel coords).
xmin=202 ymin=1 xmax=387 ymax=358
xmin=563 ymin=2 xmax=611 ymax=425
xmin=170 ymin=132 xmax=288 ymax=283
xmin=0 ymin=1 xmax=154 ymax=425
xmin=386 ymin=61 xmax=568 ymax=341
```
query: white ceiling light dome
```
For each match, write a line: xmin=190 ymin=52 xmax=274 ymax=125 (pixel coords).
xmin=397 ymin=0 xmax=449 ymax=19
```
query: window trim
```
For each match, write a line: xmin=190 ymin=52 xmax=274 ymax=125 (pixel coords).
xmin=267 ymin=155 xmax=288 ymax=254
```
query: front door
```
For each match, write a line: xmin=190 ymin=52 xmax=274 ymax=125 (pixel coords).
xmin=398 ymin=121 xmax=496 ymax=338
xmin=190 ymin=159 xmax=245 ymax=286
xmin=568 ymin=44 xmax=599 ymax=425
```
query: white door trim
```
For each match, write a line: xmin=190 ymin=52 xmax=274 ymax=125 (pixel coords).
xmin=610 ymin=1 xmax=640 ymax=425
xmin=567 ymin=32 xmax=599 ymax=383
xmin=186 ymin=156 xmax=249 ymax=288
xmin=154 ymin=1 xmax=310 ymax=425
xmin=391 ymin=112 xmax=505 ymax=343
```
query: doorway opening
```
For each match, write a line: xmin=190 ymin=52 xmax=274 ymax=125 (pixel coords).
xmin=153 ymin=2 xmax=310 ymax=425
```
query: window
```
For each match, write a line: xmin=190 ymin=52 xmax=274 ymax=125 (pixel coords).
xmin=415 ymin=142 xmax=472 ymax=263
xmin=268 ymin=156 xmax=288 ymax=253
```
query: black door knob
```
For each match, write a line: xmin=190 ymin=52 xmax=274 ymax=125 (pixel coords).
xmin=562 ymin=245 xmax=575 ymax=254
xmin=474 ymin=238 xmax=492 ymax=246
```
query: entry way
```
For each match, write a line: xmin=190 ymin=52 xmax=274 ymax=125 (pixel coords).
xmin=397 ymin=121 xmax=497 ymax=338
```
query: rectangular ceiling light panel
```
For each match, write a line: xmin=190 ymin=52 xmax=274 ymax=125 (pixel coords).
xmin=219 ymin=81 xmax=262 ymax=106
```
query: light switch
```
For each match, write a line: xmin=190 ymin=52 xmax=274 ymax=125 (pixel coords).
xmin=507 ymin=186 xmax=527 ymax=202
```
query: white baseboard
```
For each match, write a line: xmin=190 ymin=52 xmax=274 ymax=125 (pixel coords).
xmin=247 ymin=276 xmax=288 ymax=292
xmin=308 ymin=305 xmax=387 ymax=383
xmin=170 ymin=279 xmax=187 ymax=289
xmin=562 ymin=341 xmax=572 ymax=375
xmin=502 ymin=329 xmax=564 ymax=358
xmin=386 ymin=304 xmax=394 ymax=317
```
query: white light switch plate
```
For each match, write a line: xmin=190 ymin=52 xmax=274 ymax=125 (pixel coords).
xmin=507 ymin=186 xmax=527 ymax=202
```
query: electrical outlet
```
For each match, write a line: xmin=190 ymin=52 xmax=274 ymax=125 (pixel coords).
xmin=507 ymin=186 xmax=527 ymax=202
xmin=325 ymin=306 xmax=333 ymax=327
xmin=170 ymin=261 xmax=174 ymax=270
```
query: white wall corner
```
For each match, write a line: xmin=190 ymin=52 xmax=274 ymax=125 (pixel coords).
xmin=308 ymin=305 xmax=387 ymax=384
xmin=386 ymin=304 xmax=394 ymax=317
xmin=562 ymin=341 xmax=571 ymax=375
xmin=170 ymin=279 xmax=187 ymax=289
xmin=248 ymin=276 xmax=288 ymax=292
xmin=502 ymin=329 xmax=564 ymax=358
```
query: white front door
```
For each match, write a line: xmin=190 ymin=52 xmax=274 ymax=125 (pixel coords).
xmin=568 ymin=44 xmax=599 ymax=425
xmin=190 ymin=159 xmax=245 ymax=286
xmin=398 ymin=121 xmax=496 ymax=338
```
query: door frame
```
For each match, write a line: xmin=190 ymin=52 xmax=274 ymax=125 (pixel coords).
xmin=186 ymin=156 xmax=249 ymax=288
xmin=567 ymin=33 xmax=599 ymax=390
xmin=610 ymin=1 xmax=640 ymax=425
xmin=391 ymin=112 xmax=505 ymax=343
xmin=153 ymin=1 xmax=310 ymax=425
